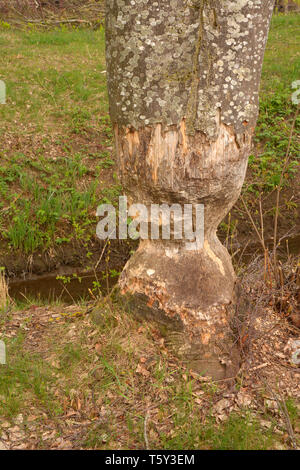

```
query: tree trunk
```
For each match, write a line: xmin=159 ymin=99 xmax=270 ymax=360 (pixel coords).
xmin=105 ymin=0 xmax=274 ymax=379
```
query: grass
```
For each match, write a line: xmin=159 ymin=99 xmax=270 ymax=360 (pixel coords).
xmin=0 ymin=331 xmax=63 ymax=418
xmin=219 ymin=14 xmax=300 ymax=251
xmin=0 ymin=25 xmax=119 ymax=255
xmin=246 ymin=13 xmax=300 ymax=194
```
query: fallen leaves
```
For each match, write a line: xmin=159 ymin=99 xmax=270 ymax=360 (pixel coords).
xmin=0 ymin=293 xmax=299 ymax=450
xmin=136 ymin=363 xmax=150 ymax=378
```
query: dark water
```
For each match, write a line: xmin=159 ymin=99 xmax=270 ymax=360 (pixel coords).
xmin=8 ymin=234 xmax=299 ymax=304
xmin=8 ymin=270 xmax=119 ymax=304
xmin=228 ymin=234 xmax=300 ymax=263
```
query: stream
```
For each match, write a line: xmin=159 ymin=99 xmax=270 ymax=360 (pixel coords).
xmin=8 ymin=234 xmax=299 ymax=304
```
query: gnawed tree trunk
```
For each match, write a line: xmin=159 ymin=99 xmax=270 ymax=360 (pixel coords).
xmin=106 ymin=0 xmax=274 ymax=379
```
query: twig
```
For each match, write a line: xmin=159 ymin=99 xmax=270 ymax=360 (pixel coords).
xmin=240 ymin=195 xmax=266 ymax=252
xmin=250 ymin=362 xmax=269 ymax=371
xmin=144 ymin=409 xmax=150 ymax=450
xmin=259 ymin=196 xmax=265 ymax=248
xmin=94 ymin=239 xmax=109 ymax=271
xmin=263 ymin=378 xmax=298 ymax=450
xmin=273 ymin=105 xmax=299 ymax=272
xmin=280 ymin=397 xmax=298 ymax=450
xmin=57 ymin=281 xmax=77 ymax=305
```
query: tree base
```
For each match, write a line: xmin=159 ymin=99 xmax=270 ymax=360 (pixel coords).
xmin=119 ymin=238 xmax=241 ymax=380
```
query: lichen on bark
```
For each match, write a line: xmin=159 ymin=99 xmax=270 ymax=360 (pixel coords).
xmin=106 ymin=0 xmax=274 ymax=140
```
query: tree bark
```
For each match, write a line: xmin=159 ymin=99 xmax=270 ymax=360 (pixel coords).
xmin=105 ymin=0 xmax=274 ymax=379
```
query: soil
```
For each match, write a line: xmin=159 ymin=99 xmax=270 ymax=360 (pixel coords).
xmin=0 ymin=0 xmax=105 ymax=27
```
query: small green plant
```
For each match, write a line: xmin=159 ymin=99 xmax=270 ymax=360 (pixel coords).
xmin=205 ymin=412 xmax=275 ymax=450
xmin=0 ymin=21 xmax=11 ymax=30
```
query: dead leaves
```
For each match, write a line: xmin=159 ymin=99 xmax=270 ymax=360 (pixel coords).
xmin=0 ymin=294 xmax=299 ymax=450
xmin=136 ymin=363 xmax=150 ymax=378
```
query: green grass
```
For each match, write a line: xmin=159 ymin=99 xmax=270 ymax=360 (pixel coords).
xmin=160 ymin=412 xmax=275 ymax=450
xmin=0 ymin=332 xmax=63 ymax=418
xmin=247 ymin=13 xmax=300 ymax=193
xmin=0 ymin=25 xmax=119 ymax=254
